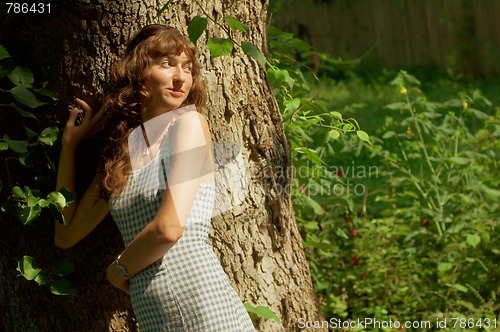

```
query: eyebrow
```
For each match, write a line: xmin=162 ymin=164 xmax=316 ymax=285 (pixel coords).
xmin=160 ymin=56 xmax=192 ymax=65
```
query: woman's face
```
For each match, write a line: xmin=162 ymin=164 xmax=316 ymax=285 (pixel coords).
xmin=145 ymin=51 xmax=194 ymax=113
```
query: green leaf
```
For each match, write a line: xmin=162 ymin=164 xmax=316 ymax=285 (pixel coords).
xmin=49 ymin=204 xmax=67 ymax=225
xmin=284 ymin=98 xmax=300 ymax=113
xmin=268 ymin=68 xmax=295 ymax=90
xmin=15 ymin=205 xmax=42 ymax=225
xmin=9 ymin=86 xmax=47 ymax=108
xmin=356 ymin=130 xmax=371 ymax=144
xmin=329 ymin=111 xmax=342 ymax=120
xmin=466 ymin=234 xmax=481 ymax=248
xmin=51 ymin=278 xmax=77 ymax=296
xmin=244 ymin=303 xmax=280 ymax=323
xmin=224 ymin=17 xmax=249 ymax=33
xmin=382 ymin=131 xmax=396 ymax=139
xmin=207 ymin=38 xmax=234 ymax=59
xmin=46 ymin=191 xmax=68 ymax=209
xmin=450 ymin=283 xmax=469 ymax=293
xmin=3 ymin=134 xmax=28 ymax=153
xmin=8 ymin=66 xmax=34 ymax=88
xmin=58 ymin=187 xmax=76 ymax=204
xmin=437 ymin=262 xmax=453 ymax=272
xmin=241 ymin=42 xmax=266 ymax=67
xmin=24 ymin=126 xmax=38 ymax=140
xmin=0 ymin=142 xmax=8 ymax=151
xmin=187 ymin=16 xmax=207 ymax=44
xmin=327 ymin=129 xmax=340 ymax=140
xmin=16 ymin=256 xmax=41 ymax=280
xmin=304 ymin=195 xmax=323 ymax=214
xmin=49 ymin=259 xmax=76 ymax=277
xmin=12 ymin=186 xmax=25 ymax=199
xmin=38 ymin=127 xmax=59 ymax=146
xmin=8 ymin=103 xmax=37 ymax=119
xmin=467 ymin=108 xmax=489 ymax=120
xmin=385 ymin=102 xmax=406 ymax=110
xmin=155 ymin=0 xmax=172 ymax=17
xmin=447 ymin=156 xmax=471 ymax=165
xmin=0 ymin=45 xmax=11 ymax=61
xmin=34 ymin=271 xmax=50 ymax=285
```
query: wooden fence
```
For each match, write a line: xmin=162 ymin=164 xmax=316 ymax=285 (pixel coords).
xmin=271 ymin=0 xmax=500 ymax=76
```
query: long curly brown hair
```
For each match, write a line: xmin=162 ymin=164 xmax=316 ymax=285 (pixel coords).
xmin=98 ymin=24 xmax=207 ymax=200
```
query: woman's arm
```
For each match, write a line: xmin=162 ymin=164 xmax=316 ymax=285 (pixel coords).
xmin=54 ymin=98 xmax=108 ymax=249
xmin=106 ymin=111 xmax=213 ymax=291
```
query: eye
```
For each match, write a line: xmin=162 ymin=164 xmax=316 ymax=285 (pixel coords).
xmin=183 ymin=65 xmax=193 ymax=73
xmin=160 ymin=60 xmax=172 ymax=68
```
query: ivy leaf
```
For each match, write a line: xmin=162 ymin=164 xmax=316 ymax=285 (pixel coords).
xmin=0 ymin=45 xmax=11 ymax=61
xmin=187 ymin=16 xmax=207 ymax=44
xmin=46 ymin=191 xmax=68 ymax=209
xmin=8 ymin=66 xmax=34 ymax=88
xmin=3 ymin=134 xmax=28 ymax=153
xmin=38 ymin=127 xmax=59 ymax=146
xmin=12 ymin=186 xmax=25 ymax=199
xmin=59 ymin=187 xmax=76 ymax=204
xmin=16 ymin=256 xmax=41 ymax=280
xmin=15 ymin=205 xmax=42 ymax=225
xmin=51 ymin=278 xmax=77 ymax=296
xmin=34 ymin=271 xmax=50 ymax=285
xmin=244 ymin=303 xmax=280 ymax=323
xmin=241 ymin=42 xmax=266 ymax=67
xmin=207 ymin=38 xmax=234 ymax=59
xmin=0 ymin=142 xmax=8 ymax=151
xmin=9 ymin=86 xmax=47 ymax=108
xmin=8 ymin=103 xmax=37 ymax=119
xmin=224 ymin=16 xmax=249 ymax=33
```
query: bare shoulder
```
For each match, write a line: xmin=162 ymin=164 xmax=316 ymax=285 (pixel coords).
xmin=174 ymin=111 xmax=210 ymax=137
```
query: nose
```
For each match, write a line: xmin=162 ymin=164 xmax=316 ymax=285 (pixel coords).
xmin=173 ymin=65 xmax=186 ymax=83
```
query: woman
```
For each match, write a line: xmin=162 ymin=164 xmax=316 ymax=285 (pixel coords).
xmin=54 ymin=24 xmax=255 ymax=331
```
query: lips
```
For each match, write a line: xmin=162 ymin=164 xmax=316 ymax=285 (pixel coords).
xmin=167 ymin=88 xmax=184 ymax=97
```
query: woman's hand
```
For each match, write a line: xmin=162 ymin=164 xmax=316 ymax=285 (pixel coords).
xmin=106 ymin=262 xmax=130 ymax=294
xmin=62 ymin=98 xmax=107 ymax=151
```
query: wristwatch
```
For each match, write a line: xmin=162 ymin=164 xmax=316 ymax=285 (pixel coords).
xmin=115 ymin=254 xmax=133 ymax=279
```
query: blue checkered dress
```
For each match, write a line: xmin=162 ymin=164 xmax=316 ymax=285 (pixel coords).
xmin=108 ymin=118 xmax=255 ymax=332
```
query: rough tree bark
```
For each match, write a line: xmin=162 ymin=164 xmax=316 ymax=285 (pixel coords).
xmin=0 ymin=1 xmax=324 ymax=331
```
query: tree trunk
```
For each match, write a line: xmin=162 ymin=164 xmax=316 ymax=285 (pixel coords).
xmin=0 ymin=1 xmax=324 ymax=331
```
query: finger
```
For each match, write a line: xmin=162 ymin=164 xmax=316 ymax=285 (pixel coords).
xmin=75 ymin=98 xmax=94 ymax=123
xmin=91 ymin=98 xmax=110 ymax=124
xmin=66 ymin=107 xmax=81 ymax=127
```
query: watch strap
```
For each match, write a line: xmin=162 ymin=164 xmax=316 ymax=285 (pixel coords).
xmin=115 ymin=254 xmax=133 ymax=279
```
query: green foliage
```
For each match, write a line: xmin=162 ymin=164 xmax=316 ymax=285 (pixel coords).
xmin=244 ymin=303 xmax=281 ymax=324
xmin=17 ymin=255 xmax=77 ymax=295
xmin=186 ymin=8 xmax=265 ymax=66
xmin=0 ymin=44 xmax=78 ymax=295
xmin=265 ymin=22 xmax=499 ymax=329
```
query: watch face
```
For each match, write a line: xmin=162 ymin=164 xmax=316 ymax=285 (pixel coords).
xmin=115 ymin=262 xmax=126 ymax=276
